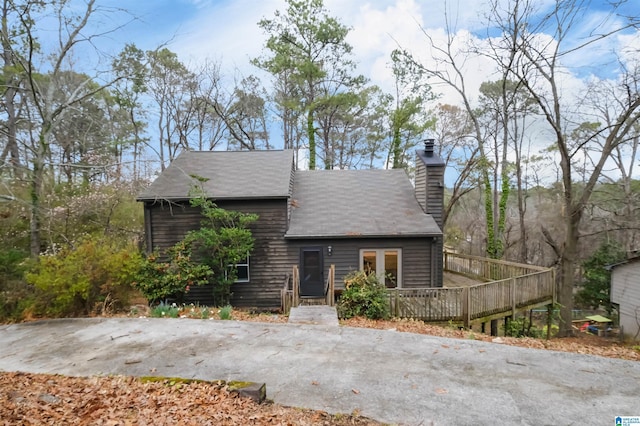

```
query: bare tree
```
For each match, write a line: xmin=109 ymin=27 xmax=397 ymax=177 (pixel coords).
xmin=9 ymin=0 xmax=127 ymax=256
xmin=432 ymin=104 xmax=479 ymax=228
xmin=485 ymin=0 xmax=640 ymax=336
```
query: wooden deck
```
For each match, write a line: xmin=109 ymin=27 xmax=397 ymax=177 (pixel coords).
xmin=282 ymin=252 xmax=555 ymax=328
xmin=389 ymin=252 xmax=555 ymax=326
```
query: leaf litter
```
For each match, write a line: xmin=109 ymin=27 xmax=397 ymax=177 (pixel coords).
xmin=0 ymin=372 xmax=381 ymax=426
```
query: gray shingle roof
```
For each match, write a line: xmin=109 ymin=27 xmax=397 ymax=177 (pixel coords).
xmin=137 ymin=150 xmax=294 ymax=201
xmin=285 ymin=169 xmax=441 ymax=238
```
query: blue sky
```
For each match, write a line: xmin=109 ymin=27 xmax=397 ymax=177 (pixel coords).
xmin=97 ymin=0 xmax=638 ymax=105
xmin=69 ymin=0 xmax=638 ymax=181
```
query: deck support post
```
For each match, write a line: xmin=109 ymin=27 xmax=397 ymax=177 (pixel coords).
xmin=546 ymin=304 xmax=553 ymax=340
xmin=511 ymin=277 xmax=517 ymax=320
xmin=463 ymin=286 xmax=470 ymax=328
xmin=490 ymin=319 xmax=498 ymax=336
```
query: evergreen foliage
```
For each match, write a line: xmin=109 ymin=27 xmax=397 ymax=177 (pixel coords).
xmin=135 ymin=185 xmax=257 ymax=306
xmin=337 ymin=271 xmax=390 ymax=320
xmin=24 ymin=236 xmax=143 ymax=317
xmin=134 ymin=241 xmax=213 ymax=305
xmin=575 ymin=241 xmax=627 ymax=316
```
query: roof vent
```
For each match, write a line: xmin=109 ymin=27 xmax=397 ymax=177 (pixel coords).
xmin=424 ymin=138 xmax=435 ymax=157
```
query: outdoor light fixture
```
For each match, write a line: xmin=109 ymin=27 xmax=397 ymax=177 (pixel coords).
xmin=328 ymin=245 xmax=333 ymax=256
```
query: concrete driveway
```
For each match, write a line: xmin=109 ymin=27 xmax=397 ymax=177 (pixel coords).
xmin=0 ymin=318 xmax=638 ymax=425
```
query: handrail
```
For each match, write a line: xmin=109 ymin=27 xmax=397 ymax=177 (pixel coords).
xmin=387 ymin=252 xmax=555 ymax=326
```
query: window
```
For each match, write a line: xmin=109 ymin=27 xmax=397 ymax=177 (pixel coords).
xmin=360 ymin=249 xmax=401 ymax=288
xmin=227 ymin=254 xmax=250 ymax=283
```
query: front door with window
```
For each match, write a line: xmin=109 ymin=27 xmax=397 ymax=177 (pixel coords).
xmin=300 ymin=247 xmax=324 ymax=297
xmin=361 ymin=249 xmax=401 ymax=288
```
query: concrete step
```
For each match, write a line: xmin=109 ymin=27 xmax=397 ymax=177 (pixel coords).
xmin=288 ymin=305 xmax=339 ymax=327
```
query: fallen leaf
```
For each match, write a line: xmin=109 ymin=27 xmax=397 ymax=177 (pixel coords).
xmin=0 ymin=372 xmax=380 ymax=425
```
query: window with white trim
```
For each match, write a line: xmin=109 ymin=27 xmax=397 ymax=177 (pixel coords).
xmin=359 ymin=249 xmax=401 ymax=288
xmin=227 ymin=254 xmax=250 ymax=283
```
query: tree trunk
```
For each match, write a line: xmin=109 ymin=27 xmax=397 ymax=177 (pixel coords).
xmin=557 ymin=203 xmax=582 ymax=337
xmin=29 ymin=131 xmax=48 ymax=257
xmin=307 ymin=108 xmax=315 ymax=170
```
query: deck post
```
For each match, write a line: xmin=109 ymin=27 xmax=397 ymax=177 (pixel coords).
xmin=546 ymin=304 xmax=553 ymax=340
xmin=491 ymin=319 xmax=498 ymax=336
xmin=394 ymin=288 xmax=399 ymax=317
xmin=463 ymin=286 xmax=470 ymax=328
xmin=511 ymin=277 xmax=517 ymax=320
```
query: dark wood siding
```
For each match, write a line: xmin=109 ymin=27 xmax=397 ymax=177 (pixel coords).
xmin=144 ymin=198 xmax=291 ymax=309
xmin=425 ymin=164 xmax=445 ymax=228
xmin=143 ymin=198 xmax=442 ymax=309
xmin=415 ymin=159 xmax=427 ymax=213
xmin=285 ymin=237 xmax=436 ymax=290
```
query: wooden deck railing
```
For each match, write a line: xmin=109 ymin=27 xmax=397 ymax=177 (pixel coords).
xmin=281 ymin=264 xmax=334 ymax=313
xmin=280 ymin=253 xmax=554 ymax=325
xmin=388 ymin=252 xmax=555 ymax=327
xmin=325 ymin=264 xmax=335 ymax=306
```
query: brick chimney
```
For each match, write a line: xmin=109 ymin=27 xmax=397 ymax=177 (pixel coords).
xmin=415 ymin=138 xmax=445 ymax=288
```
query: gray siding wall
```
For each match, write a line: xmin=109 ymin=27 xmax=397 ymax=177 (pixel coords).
xmin=285 ymin=237 xmax=436 ymax=290
xmin=144 ymin=198 xmax=291 ymax=309
xmin=611 ymin=261 xmax=640 ymax=341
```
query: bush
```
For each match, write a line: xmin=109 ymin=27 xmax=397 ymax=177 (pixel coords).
xmin=218 ymin=305 xmax=233 ymax=320
xmin=575 ymin=241 xmax=626 ymax=316
xmin=503 ymin=315 xmax=542 ymax=338
xmin=25 ymin=236 xmax=143 ymax=317
xmin=150 ymin=302 xmax=180 ymax=318
xmin=337 ymin=271 xmax=390 ymax=320
xmin=134 ymin=241 xmax=213 ymax=305
xmin=0 ymin=248 xmax=32 ymax=322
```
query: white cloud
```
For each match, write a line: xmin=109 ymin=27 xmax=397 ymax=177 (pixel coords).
xmin=115 ymin=0 xmax=637 ymax=123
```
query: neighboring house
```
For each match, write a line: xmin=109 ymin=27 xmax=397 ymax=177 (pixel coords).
xmin=137 ymin=140 xmax=445 ymax=309
xmin=610 ymin=256 xmax=640 ymax=341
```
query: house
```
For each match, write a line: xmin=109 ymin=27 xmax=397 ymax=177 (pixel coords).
xmin=136 ymin=140 xmax=445 ymax=309
xmin=610 ymin=256 xmax=640 ymax=341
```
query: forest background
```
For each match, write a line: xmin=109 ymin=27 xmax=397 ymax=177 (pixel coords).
xmin=1 ymin=0 xmax=639 ymax=336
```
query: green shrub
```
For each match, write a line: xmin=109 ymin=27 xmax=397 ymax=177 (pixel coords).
xmin=218 ymin=305 xmax=233 ymax=320
xmin=133 ymin=241 xmax=213 ymax=305
xmin=0 ymin=248 xmax=27 ymax=281
xmin=575 ymin=241 xmax=626 ymax=316
xmin=337 ymin=271 xmax=390 ymax=320
xmin=151 ymin=302 xmax=180 ymax=318
xmin=0 ymin=248 xmax=32 ymax=322
xmin=503 ymin=316 xmax=542 ymax=338
xmin=25 ymin=236 xmax=143 ymax=317
xmin=186 ymin=189 xmax=257 ymax=306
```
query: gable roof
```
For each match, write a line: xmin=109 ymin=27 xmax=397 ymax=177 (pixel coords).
xmin=137 ymin=150 xmax=294 ymax=201
xmin=285 ymin=169 xmax=441 ymax=239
